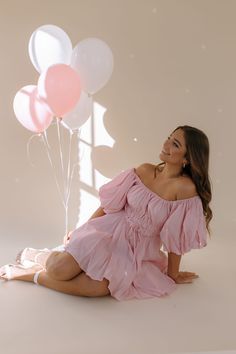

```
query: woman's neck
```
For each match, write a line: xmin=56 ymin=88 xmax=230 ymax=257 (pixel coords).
xmin=156 ymin=163 xmax=184 ymax=179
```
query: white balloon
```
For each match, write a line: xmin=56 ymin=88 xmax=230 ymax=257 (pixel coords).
xmin=71 ymin=38 xmax=114 ymax=94
xmin=61 ymin=91 xmax=92 ymax=131
xmin=29 ymin=24 xmax=72 ymax=73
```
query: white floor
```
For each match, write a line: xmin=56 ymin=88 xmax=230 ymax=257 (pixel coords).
xmin=0 ymin=226 xmax=235 ymax=354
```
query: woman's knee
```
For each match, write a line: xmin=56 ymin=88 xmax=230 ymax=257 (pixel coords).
xmin=45 ymin=252 xmax=59 ymax=273
xmin=46 ymin=252 xmax=81 ymax=280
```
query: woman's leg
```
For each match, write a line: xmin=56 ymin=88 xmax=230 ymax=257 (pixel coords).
xmin=0 ymin=264 xmax=110 ymax=297
xmin=16 ymin=248 xmax=53 ymax=268
xmin=45 ymin=252 xmax=83 ymax=280
xmin=38 ymin=271 xmax=110 ymax=297
xmin=16 ymin=231 xmax=71 ymax=267
xmin=17 ymin=249 xmax=82 ymax=280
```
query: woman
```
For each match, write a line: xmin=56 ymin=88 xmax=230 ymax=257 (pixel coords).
xmin=0 ymin=125 xmax=212 ymax=301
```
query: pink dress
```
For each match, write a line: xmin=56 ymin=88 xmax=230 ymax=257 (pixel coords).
xmin=65 ymin=168 xmax=208 ymax=301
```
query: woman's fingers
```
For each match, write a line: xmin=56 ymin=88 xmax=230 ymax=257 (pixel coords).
xmin=180 ymin=271 xmax=199 ymax=278
xmin=63 ymin=231 xmax=72 ymax=245
xmin=176 ymin=277 xmax=193 ymax=284
xmin=175 ymin=272 xmax=199 ymax=284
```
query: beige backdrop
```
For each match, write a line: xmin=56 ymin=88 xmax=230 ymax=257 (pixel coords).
xmin=1 ymin=0 xmax=232 ymax=244
xmin=0 ymin=1 xmax=235 ymax=353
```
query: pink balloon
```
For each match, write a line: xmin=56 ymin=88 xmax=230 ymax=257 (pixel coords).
xmin=37 ymin=64 xmax=81 ymax=117
xmin=13 ymin=85 xmax=53 ymax=133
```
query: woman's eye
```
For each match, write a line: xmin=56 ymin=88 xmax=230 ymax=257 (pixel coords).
xmin=168 ymin=137 xmax=179 ymax=148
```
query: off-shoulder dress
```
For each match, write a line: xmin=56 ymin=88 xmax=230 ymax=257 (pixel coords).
xmin=65 ymin=168 xmax=208 ymax=300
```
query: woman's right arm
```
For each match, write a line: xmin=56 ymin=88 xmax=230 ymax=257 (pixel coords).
xmin=64 ymin=207 xmax=106 ymax=245
xmin=88 ymin=206 xmax=106 ymax=220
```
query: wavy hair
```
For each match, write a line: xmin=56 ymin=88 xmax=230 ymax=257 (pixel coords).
xmin=157 ymin=125 xmax=213 ymax=236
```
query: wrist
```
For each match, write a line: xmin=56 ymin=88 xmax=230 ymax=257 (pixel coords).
xmin=167 ymin=271 xmax=179 ymax=280
xmin=167 ymin=252 xmax=181 ymax=281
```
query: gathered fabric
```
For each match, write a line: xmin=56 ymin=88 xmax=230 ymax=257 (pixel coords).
xmin=65 ymin=168 xmax=208 ymax=300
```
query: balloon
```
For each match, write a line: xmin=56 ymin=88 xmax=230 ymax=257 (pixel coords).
xmin=28 ymin=24 xmax=72 ymax=73
xmin=13 ymin=85 xmax=53 ymax=133
xmin=71 ymin=38 xmax=114 ymax=94
xmin=38 ymin=64 xmax=81 ymax=117
xmin=61 ymin=91 xmax=92 ymax=131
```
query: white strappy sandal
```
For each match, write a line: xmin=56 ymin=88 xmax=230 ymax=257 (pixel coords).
xmin=0 ymin=264 xmax=44 ymax=284
xmin=17 ymin=247 xmax=50 ymax=267
xmin=0 ymin=264 xmax=30 ymax=280
xmin=0 ymin=264 xmax=14 ymax=280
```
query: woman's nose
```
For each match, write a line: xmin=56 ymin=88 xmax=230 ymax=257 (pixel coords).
xmin=163 ymin=140 xmax=169 ymax=149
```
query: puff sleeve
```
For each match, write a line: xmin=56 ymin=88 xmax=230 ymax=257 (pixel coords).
xmin=98 ymin=168 xmax=136 ymax=214
xmin=160 ymin=197 xmax=208 ymax=255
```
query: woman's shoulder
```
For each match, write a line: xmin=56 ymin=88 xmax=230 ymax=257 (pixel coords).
xmin=135 ymin=163 xmax=155 ymax=177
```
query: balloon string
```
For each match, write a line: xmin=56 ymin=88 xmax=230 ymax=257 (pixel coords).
xmin=64 ymin=129 xmax=81 ymax=233
xmin=67 ymin=162 xmax=79 ymax=204
xmin=65 ymin=205 xmax=68 ymax=236
xmin=65 ymin=129 xmax=81 ymax=205
xmin=27 ymin=124 xmax=80 ymax=236
xmin=64 ymin=160 xmax=79 ymax=234
xmin=56 ymin=117 xmax=66 ymax=201
xmin=64 ymin=128 xmax=73 ymax=235
xmin=42 ymin=130 xmax=66 ymax=208
xmin=64 ymin=161 xmax=79 ymax=233
xmin=66 ymin=129 xmax=81 ymax=232
xmin=57 ymin=122 xmax=76 ymax=235
xmin=26 ymin=133 xmax=41 ymax=168
xmin=65 ymin=130 xmax=73 ymax=204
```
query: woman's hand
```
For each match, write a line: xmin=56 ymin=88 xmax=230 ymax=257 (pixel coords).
xmin=170 ymin=271 xmax=199 ymax=284
xmin=63 ymin=231 xmax=73 ymax=246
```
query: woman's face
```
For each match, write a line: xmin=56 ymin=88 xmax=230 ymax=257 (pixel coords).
xmin=159 ymin=129 xmax=188 ymax=165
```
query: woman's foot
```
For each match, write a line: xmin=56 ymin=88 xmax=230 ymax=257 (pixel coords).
xmin=0 ymin=263 xmax=43 ymax=282
xmin=16 ymin=248 xmax=50 ymax=266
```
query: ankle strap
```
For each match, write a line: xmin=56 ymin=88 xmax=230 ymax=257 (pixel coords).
xmin=33 ymin=270 xmax=44 ymax=284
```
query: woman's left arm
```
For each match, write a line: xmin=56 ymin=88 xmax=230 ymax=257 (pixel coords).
xmin=167 ymin=252 xmax=181 ymax=280
xmin=167 ymin=178 xmax=200 ymax=283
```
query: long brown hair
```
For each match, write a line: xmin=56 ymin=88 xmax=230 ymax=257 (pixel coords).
xmin=157 ymin=125 xmax=213 ymax=236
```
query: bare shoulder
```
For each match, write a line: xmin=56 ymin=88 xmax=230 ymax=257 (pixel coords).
xmin=176 ymin=176 xmax=199 ymax=200
xmin=135 ymin=163 xmax=155 ymax=178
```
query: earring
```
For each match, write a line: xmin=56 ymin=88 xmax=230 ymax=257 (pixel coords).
xmin=183 ymin=163 xmax=186 ymax=168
